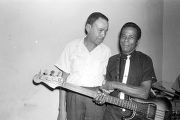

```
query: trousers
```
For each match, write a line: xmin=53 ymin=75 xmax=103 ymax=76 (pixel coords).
xmin=66 ymin=90 xmax=105 ymax=120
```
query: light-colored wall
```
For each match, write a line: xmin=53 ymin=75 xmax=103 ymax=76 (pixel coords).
xmin=163 ymin=0 xmax=180 ymax=89
xmin=0 ymin=0 xmax=163 ymax=120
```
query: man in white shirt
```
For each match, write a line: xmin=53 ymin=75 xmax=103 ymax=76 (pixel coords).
xmin=55 ymin=12 xmax=111 ymax=120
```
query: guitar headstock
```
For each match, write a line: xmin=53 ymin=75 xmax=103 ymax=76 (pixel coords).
xmin=33 ymin=70 xmax=64 ymax=89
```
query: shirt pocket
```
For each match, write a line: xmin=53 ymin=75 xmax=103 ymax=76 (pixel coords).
xmin=70 ymin=52 xmax=86 ymax=72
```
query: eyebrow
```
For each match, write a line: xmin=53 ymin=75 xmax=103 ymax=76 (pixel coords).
xmin=121 ymin=34 xmax=135 ymax=37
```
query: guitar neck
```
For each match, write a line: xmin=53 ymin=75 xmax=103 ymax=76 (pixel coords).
xmin=61 ymin=82 xmax=97 ymax=98
xmin=37 ymin=74 xmax=136 ymax=110
xmin=61 ymin=82 xmax=137 ymax=111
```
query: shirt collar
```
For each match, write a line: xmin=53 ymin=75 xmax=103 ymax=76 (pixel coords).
xmin=121 ymin=50 xmax=136 ymax=59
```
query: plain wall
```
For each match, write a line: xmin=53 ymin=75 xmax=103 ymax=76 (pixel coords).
xmin=0 ymin=0 xmax=163 ymax=120
xmin=163 ymin=0 xmax=180 ymax=89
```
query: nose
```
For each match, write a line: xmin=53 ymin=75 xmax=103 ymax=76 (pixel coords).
xmin=122 ymin=37 xmax=129 ymax=43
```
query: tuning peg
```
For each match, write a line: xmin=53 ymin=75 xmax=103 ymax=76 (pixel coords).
xmin=50 ymin=70 xmax=55 ymax=76
xmin=57 ymin=71 xmax=62 ymax=77
xmin=38 ymin=70 xmax=42 ymax=75
xmin=43 ymin=69 xmax=49 ymax=75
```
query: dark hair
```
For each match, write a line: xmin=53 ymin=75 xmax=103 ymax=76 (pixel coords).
xmin=119 ymin=22 xmax=141 ymax=41
xmin=84 ymin=12 xmax=109 ymax=35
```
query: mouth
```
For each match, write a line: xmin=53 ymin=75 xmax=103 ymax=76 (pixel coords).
xmin=97 ymin=38 xmax=104 ymax=42
xmin=122 ymin=45 xmax=129 ymax=48
xmin=98 ymin=37 xmax=104 ymax=40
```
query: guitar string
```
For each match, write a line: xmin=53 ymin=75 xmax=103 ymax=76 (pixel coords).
xmin=40 ymin=74 xmax=170 ymax=119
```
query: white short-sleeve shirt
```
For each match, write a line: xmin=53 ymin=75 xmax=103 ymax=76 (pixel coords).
xmin=55 ymin=38 xmax=111 ymax=87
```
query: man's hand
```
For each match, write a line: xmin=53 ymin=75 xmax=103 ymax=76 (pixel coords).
xmin=101 ymin=81 xmax=115 ymax=90
xmin=93 ymin=89 xmax=107 ymax=105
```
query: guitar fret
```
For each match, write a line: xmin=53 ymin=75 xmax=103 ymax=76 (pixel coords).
xmin=114 ymin=97 xmax=118 ymax=105
xmin=123 ymin=100 xmax=127 ymax=108
xmin=116 ymin=97 xmax=121 ymax=106
xmin=110 ymin=97 xmax=113 ymax=103
xmin=116 ymin=98 xmax=119 ymax=105
xmin=106 ymin=96 xmax=109 ymax=103
xmin=132 ymin=103 xmax=137 ymax=111
xmin=124 ymin=100 xmax=127 ymax=108
xmin=119 ymin=98 xmax=123 ymax=107
xmin=130 ymin=102 xmax=134 ymax=110
xmin=116 ymin=98 xmax=119 ymax=106
xmin=128 ymin=101 xmax=133 ymax=110
xmin=111 ymin=97 xmax=114 ymax=104
xmin=132 ymin=102 xmax=136 ymax=110
xmin=121 ymin=100 xmax=124 ymax=108
xmin=109 ymin=96 xmax=112 ymax=103
xmin=113 ymin=98 xmax=116 ymax=104
xmin=127 ymin=101 xmax=131 ymax=109
xmin=130 ymin=102 xmax=133 ymax=110
xmin=113 ymin=97 xmax=116 ymax=104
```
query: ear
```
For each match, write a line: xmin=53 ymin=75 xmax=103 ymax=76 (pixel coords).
xmin=135 ymin=40 xmax=139 ymax=48
xmin=85 ymin=24 xmax=91 ymax=33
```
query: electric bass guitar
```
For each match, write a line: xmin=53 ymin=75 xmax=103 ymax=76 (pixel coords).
xmin=33 ymin=72 xmax=172 ymax=120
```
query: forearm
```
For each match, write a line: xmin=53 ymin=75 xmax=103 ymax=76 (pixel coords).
xmin=58 ymin=89 xmax=67 ymax=120
xmin=59 ymin=89 xmax=66 ymax=109
xmin=112 ymin=82 xmax=151 ymax=99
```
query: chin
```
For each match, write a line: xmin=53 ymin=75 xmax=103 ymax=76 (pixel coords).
xmin=122 ymin=49 xmax=129 ymax=53
xmin=97 ymin=41 xmax=103 ymax=45
xmin=122 ymin=49 xmax=130 ymax=53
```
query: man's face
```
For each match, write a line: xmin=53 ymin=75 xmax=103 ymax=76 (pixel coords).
xmin=120 ymin=27 xmax=138 ymax=55
xmin=87 ymin=18 xmax=109 ymax=46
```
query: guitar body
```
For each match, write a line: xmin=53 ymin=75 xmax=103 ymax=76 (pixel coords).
xmin=122 ymin=97 xmax=172 ymax=120
xmin=148 ymin=97 xmax=172 ymax=120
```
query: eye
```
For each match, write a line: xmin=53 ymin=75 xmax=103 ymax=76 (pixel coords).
xmin=129 ymin=36 xmax=136 ymax=40
xmin=121 ymin=35 xmax=126 ymax=39
xmin=99 ymin=29 xmax=104 ymax=32
xmin=129 ymin=36 xmax=135 ymax=39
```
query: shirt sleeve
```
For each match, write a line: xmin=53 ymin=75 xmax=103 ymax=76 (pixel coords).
xmin=106 ymin=55 xmax=118 ymax=82
xmin=103 ymin=48 xmax=111 ymax=75
xmin=142 ymin=56 xmax=157 ymax=83
xmin=54 ymin=44 xmax=71 ymax=74
xmin=106 ymin=58 xmax=112 ymax=81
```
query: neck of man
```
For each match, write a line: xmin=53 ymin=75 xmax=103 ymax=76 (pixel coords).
xmin=122 ymin=48 xmax=136 ymax=56
xmin=84 ymin=36 xmax=97 ymax=52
